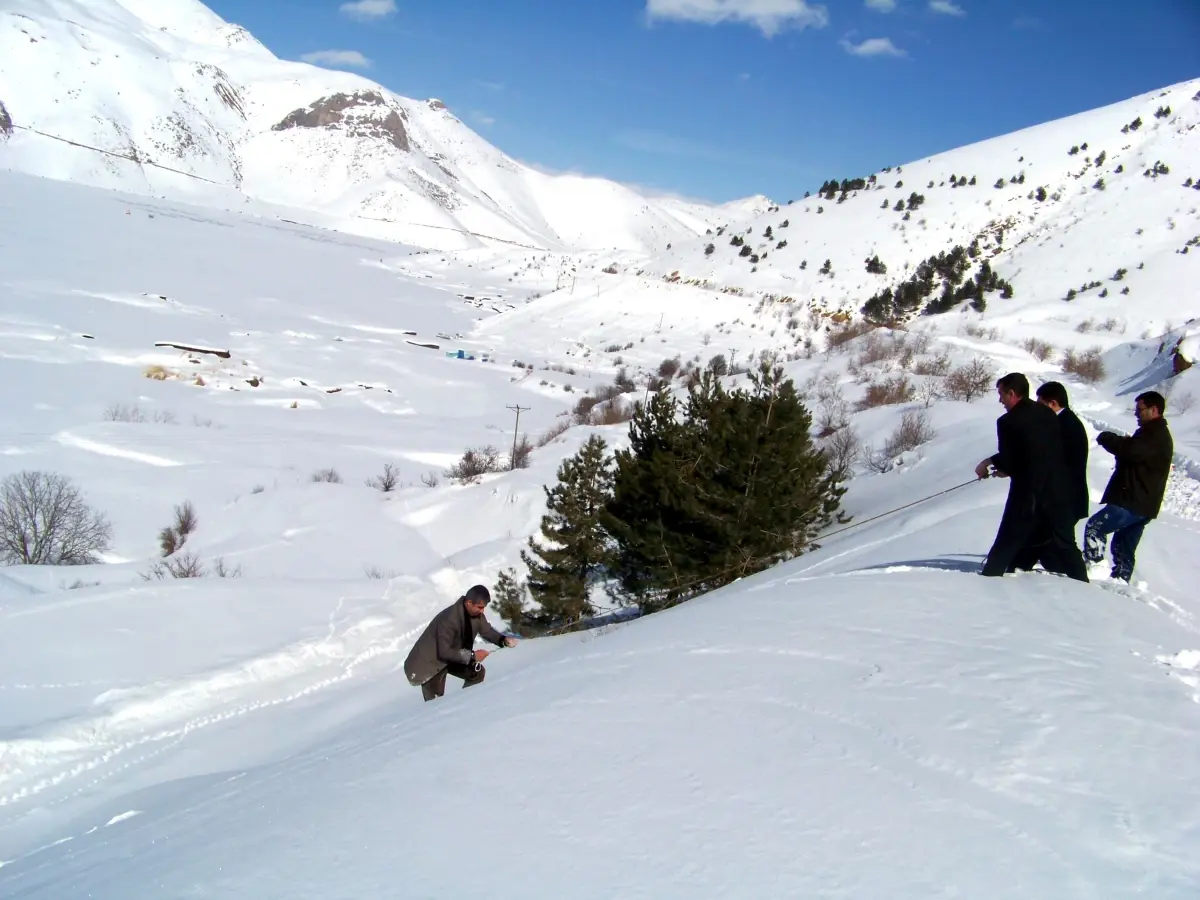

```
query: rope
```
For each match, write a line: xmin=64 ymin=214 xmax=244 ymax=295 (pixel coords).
xmin=516 ymin=478 xmax=982 ymax=639
xmin=11 ymin=124 xmax=227 ymax=185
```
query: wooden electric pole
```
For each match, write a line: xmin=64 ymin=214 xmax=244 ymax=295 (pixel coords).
xmin=507 ymin=403 xmax=530 ymax=469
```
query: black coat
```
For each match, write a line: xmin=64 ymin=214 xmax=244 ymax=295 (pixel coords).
xmin=1057 ymin=407 xmax=1090 ymax=521
xmin=989 ymin=397 xmax=1072 ymax=527
xmin=1097 ymin=416 xmax=1174 ymax=519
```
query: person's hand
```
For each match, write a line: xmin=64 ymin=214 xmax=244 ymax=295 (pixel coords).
xmin=974 ymin=459 xmax=992 ymax=479
xmin=993 ymin=469 xmax=1009 ymax=479
xmin=473 ymin=648 xmax=490 ymax=662
xmin=504 ymin=636 xmax=519 ymax=648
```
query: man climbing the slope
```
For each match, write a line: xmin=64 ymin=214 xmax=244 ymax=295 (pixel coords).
xmin=404 ymin=584 xmax=518 ymax=702
xmin=1083 ymin=391 xmax=1174 ymax=583
xmin=974 ymin=372 xmax=1089 ymax=582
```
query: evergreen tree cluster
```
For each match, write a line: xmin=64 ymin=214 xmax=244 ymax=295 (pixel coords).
xmin=499 ymin=365 xmax=848 ymax=630
xmin=864 ymin=254 xmax=888 ymax=275
xmin=861 ymin=246 xmax=1014 ymax=322
xmin=818 ymin=177 xmax=869 ymax=201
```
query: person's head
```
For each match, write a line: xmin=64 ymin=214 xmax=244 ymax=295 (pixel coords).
xmin=463 ymin=584 xmax=491 ymax=617
xmin=995 ymin=373 xmax=1029 ymax=411
xmin=1035 ymin=381 xmax=1070 ymax=413
xmin=1134 ymin=391 xmax=1166 ymax=426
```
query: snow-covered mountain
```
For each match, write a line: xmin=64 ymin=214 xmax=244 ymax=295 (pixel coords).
xmin=0 ymin=0 xmax=769 ymax=253
xmin=595 ymin=77 xmax=1200 ymax=336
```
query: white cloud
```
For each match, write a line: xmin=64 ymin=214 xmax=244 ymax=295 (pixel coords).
xmin=300 ymin=49 xmax=372 ymax=68
xmin=644 ymin=0 xmax=829 ymax=38
xmin=470 ymin=111 xmax=496 ymax=126
xmin=339 ymin=0 xmax=397 ymax=21
xmin=928 ymin=0 xmax=965 ymax=16
xmin=865 ymin=0 xmax=897 ymax=11
xmin=840 ymin=36 xmax=906 ymax=57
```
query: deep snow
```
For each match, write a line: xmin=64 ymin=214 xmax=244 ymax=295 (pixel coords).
xmin=1 ymin=43 xmax=1200 ymax=899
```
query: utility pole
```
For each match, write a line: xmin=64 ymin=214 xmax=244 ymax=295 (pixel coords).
xmin=506 ymin=403 xmax=530 ymax=470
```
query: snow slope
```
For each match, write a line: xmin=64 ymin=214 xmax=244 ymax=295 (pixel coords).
xmin=0 ymin=0 xmax=768 ymax=253
xmin=1 ymin=79 xmax=1200 ymax=895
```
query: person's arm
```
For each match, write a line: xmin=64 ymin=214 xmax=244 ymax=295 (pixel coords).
xmin=1064 ymin=416 xmax=1088 ymax=471
xmin=435 ymin=613 xmax=474 ymax=666
xmin=989 ymin=416 xmax=1015 ymax=476
xmin=1096 ymin=429 xmax=1153 ymax=463
xmin=477 ymin=615 xmax=511 ymax=648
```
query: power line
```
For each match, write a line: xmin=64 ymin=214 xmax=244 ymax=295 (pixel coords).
xmin=506 ymin=403 xmax=530 ymax=470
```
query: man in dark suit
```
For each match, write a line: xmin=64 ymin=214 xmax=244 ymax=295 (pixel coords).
xmin=974 ymin=373 xmax=1089 ymax=582
xmin=1035 ymin=381 xmax=1090 ymax=527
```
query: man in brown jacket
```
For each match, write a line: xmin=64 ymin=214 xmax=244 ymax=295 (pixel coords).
xmin=1083 ymin=390 xmax=1174 ymax=583
xmin=404 ymin=584 xmax=518 ymax=701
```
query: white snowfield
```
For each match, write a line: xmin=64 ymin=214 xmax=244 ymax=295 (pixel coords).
xmin=1 ymin=18 xmax=1199 ymax=898
xmin=0 ymin=0 xmax=768 ymax=254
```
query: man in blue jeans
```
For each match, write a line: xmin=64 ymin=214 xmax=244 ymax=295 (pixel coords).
xmin=1084 ymin=391 xmax=1174 ymax=582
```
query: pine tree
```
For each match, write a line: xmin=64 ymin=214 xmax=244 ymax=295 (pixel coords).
xmin=520 ymin=435 xmax=615 ymax=626
xmin=493 ymin=567 xmax=529 ymax=631
xmin=603 ymin=366 xmax=847 ymax=611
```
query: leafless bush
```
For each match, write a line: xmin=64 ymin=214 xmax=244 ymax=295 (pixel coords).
xmin=158 ymin=500 xmax=198 ymax=557
xmin=1021 ymin=337 xmax=1054 ymax=361
xmin=1061 ymin=347 xmax=1106 ymax=383
xmin=0 ymin=471 xmax=112 ymax=565
xmin=810 ymin=373 xmax=849 ymax=435
xmin=819 ymin=426 xmax=861 ymax=480
xmin=943 ymin=358 xmax=994 ymax=402
xmin=963 ymin=324 xmax=1001 ymax=340
xmin=589 ymin=398 xmax=635 ymax=426
xmin=364 ymin=565 xmax=398 ymax=580
xmin=826 ymin=320 xmax=876 ymax=353
xmin=536 ymin=419 xmax=572 ymax=448
xmin=509 ymin=434 xmax=534 ymax=470
xmin=855 ymin=375 xmax=916 ymax=410
xmin=104 ymin=403 xmax=146 ymax=423
xmin=420 ymin=471 xmax=440 ymax=488
xmin=447 ymin=446 xmax=502 ymax=484
xmin=864 ymin=409 xmax=937 ymax=472
xmin=141 ymin=552 xmax=242 ymax=580
xmin=1170 ymin=391 xmax=1195 ymax=414
xmin=367 ymin=462 xmax=400 ymax=492
xmin=1075 ymin=319 xmax=1095 ymax=334
xmin=657 ymin=357 xmax=681 ymax=378
xmin=912 ymin=351 xmax=951 ymax=376
xmin=311 ymin=467 xmax=343 ymax=484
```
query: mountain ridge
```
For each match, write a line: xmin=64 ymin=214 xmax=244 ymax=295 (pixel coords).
xmin=0 ymin=0 xmax=770 ymax=253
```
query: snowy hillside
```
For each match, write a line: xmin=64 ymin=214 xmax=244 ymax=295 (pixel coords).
xmin=1 ymin=150 xmax=1199 ymax=896
xmin=0 ymin=0 xmax=767 ymax=253
xmin=595 ymin=77 xmax=1200 ymax=337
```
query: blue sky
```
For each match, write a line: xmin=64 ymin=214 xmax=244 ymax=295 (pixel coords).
xmin=206 ymin=0 xmax=1200 ymax=203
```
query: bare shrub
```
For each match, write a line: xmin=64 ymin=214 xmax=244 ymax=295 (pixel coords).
xmin=364 ymin=565 xmax=397 ymax=580
xmin=657 ymin=357 xmax=681 ymax=378
xmin=1061 ymin=347 xmax=1106 ymax=383
xmin=158 ymin=500 xmax=198 ymax=557
xmin=536 ymin=419 xmax=572 ymax=448
xmin=590 ymin=398 xmax=635 ymax=426
xmin=943 ymin=358 xmax=994 ymax=402
xmin=420 ymin=471 xmax=440 ymax=488
xmin=865 ymin=409 xmax=937 ymax=472
xmin=104 ymin=403 xmax=145 ymax=423
xmin=826 ymin=320 xmax=876 ymax=353
xmin=367 ymin=462 xmax=400 ymax=492
xmin=1021 ymin=337 xmax=1054 ymax=361
xmin=448 ymin=446 xmax=501 ymax=484
xmin=1170 ymin=391 xmax=1194 ymax=414
xmin=811 ymin=373 xmax=849 ymax=434
xmin=0 ymin=471 xmax=112 ymax=565
xmin=963 ymin=324 xmax=1000 ymax=340
xmin=211 ymin=557 xmax=243 ymax=578
xmin=853 ymin=330 xmax=909 ymax=367
xmin=912 ymin=351 xmax=951 ymax=376
xmin=141 ymin=553 xmax=242 ymax=580
xmin=820 ymin=426 xmax=861 ymax=480
xmin=311 ymin=468 xmax=343 ymax=484
xmin=886 ymin=409 xmax=937 ymax=455
xmin=855 ymin=375 xmax=916 ymax=410
xmin=509 ymin=434 xmax=534 ymax=470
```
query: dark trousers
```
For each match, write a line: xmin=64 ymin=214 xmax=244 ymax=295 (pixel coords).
xmin=982 ymin=511 xmax=1088 ymax=582
xmin=1083 ymin=504 xmax=1149 ymax=582
xmin=421 ymin=662 xmax=485 ymax=701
